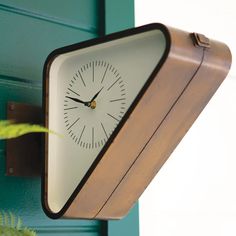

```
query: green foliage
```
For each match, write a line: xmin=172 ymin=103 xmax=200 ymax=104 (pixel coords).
xmin=0 ymin=211 xmax=36 ymax=236
xmin=0 ymin=120 xmax=57 ymax=232
xmin=0 ymin=120 xmax=57 ymax=139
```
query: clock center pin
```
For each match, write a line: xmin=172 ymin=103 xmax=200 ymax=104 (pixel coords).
xmin=90 ymin=100 xmax=96 ymax=109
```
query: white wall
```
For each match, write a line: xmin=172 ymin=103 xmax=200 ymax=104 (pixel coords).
xmin=135 ymin=1 xmax=236 ymax=235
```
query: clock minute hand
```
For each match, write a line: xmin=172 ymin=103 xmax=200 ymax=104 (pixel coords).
xmin=90 ymin=87 xmax=104 ymax=102
xmin=66 ymin=96 xmax=90 ymax=106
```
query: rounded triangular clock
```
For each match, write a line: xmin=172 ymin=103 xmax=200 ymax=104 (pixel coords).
xmin=42 ymin=23 xmax=231 ymax=219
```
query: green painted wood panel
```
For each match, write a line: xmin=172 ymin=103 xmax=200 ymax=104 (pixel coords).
xmin=0 ymin=0 xmax=101 ymax=33
xmin=108 ymin=205 xmax=139 ymax=236
xmin=104 ymin=0 xmax=134 ymax=34
xmin=0 ymin=2 xmax=98 ymax=83
xmin=0 ymin=0 xmax=137 ymax=235
xmin=0 ymin=1 xmax=105 ymax=235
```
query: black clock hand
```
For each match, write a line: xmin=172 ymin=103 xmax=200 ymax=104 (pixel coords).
xmin=66 ymin=87 xmax=103 ymax=110
xmin=66 ymin=96 xmax=90 ymax=106
xmin=90 ymin=87 xmax=104 ymax=102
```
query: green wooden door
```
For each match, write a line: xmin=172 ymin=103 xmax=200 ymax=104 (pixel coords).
xmin=0 ymin=0 xmax=138 ymax=235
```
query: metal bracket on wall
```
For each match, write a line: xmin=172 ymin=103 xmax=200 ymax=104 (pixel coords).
xmin=6 ymin=102 xmax=42 ymax=177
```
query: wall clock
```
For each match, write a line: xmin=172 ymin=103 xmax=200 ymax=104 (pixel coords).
xmin=42 ymin=23 xmax=231 ymax=219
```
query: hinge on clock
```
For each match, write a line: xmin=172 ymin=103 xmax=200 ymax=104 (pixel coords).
xmin=190 ymin=32 xmax=211 ymax=48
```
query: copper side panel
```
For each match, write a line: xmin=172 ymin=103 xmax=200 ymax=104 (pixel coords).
xmin=95 ymin=30 xmax=232 ymax=219
xmin=62 ymin=26 xmax=232 ymax=219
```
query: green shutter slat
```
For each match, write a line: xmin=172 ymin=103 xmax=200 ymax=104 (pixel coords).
xmin=104 ymin=0 xmax=135 ymax=34
xmin=0 ymin=3 xmax=98 ymax=34
xmin=0 ymin=0 xmax=100 ymax=32
xmin=0 ymin=0 xmax=137 ymax=235
xmin=108 ymin=205 xmax=139 ymax=236
xmin=0 ymin=7 xmax=97 ymax=82
xmin=0 ymin=1 xmax=105 ymax=235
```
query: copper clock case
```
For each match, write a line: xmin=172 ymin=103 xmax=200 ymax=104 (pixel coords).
xmin=42 ymin=23 xmax=231 ymax=219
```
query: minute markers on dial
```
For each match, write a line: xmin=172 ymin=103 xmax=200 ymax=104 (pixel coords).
xmin=68 ymin=88 xmax=80 ymax=97
xmin=92 ymin=61 xmax=94 ymax=82
xmin=67 ymin=117 xmax=80 ymax=130
xmin=78 ymin=125 xmax=86 ymax=145
xmin=101 ymin=122 xmax=108 ymax=139
xmin=109 ymin=98 xmax=126 ymax=103
xmin=78 ymin=70 xmax=86 ymax=87
xmin=107 ymin=113 xmax=120 ymax=122
xmin=92 ymin=127 xmax=94 ymax=148
xmin=64 ymin=60 xmax=127 ymax=148
xmin=64 ymin=106 xmax=78 ymax=111
xmin=101 ymin=64 xmax=109 ymax=83
xmin=107 ymin=77 xmax=121 ymax=91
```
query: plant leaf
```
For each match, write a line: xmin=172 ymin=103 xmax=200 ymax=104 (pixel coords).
xmin=0 ymin=120 xmax=59 ymax=139
xmin=16 ymin=216 xmax=22 ymax=230
xmin=3 ymin=211 xmax=9 ymax=227
xmin=0 ymin=211 xmax=37 ymax=235
xmin=0 ymin=212 xmax=3 ymax=226
xmin=22 ymin=227 xmax=37 ymax=236
xmin=9 ymin=212 xmax=15 ymax=228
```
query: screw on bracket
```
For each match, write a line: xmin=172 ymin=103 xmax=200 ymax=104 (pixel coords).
xmin=8 ymin=167 xmax=14 ymax=174
xmin=9 ymin=103 xmax=15 ymax=111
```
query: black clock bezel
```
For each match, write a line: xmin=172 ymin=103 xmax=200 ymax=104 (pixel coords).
xmin=42 ymin=23 xmax=171 ymax=219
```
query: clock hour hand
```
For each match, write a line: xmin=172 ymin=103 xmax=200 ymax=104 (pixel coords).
xmin=66 ymin=96 xmax=90 ymax=106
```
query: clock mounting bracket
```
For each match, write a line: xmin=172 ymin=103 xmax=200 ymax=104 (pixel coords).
xmin=6 ymin=102 xmax=42 ymax=177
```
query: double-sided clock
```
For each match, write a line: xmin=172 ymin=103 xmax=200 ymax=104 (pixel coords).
xmin=42 ymin=23 xmax=231 ymax=219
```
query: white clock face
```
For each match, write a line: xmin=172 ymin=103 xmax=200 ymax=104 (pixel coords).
xmin=46 ymin=28 xmax=167 ymax=213
xmin=64 ymin=60 xmax=126 ymax=149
